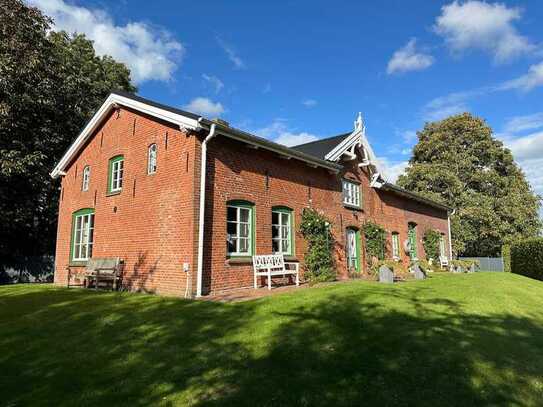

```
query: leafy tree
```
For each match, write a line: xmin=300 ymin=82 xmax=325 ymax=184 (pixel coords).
xmin=0 ymin=0 xmax=135 ymax=278
xmin=398 ymin=113 xmax=541 ymax=257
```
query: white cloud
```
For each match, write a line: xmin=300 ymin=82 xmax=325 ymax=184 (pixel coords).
xmin=503 ymin=112 xmax=543 ymax=134
xmin=377 ymin=157 xmax=409 ymax=183
xmin=216 ymin=36 xmax=245 ymax=69
xmin=252 ymin=119 xmax=319 ymax=147
xmin=401 ymin=130 xmax=417 ymax=144
xmin=387 ymin=39 xmax=434 ymax=74
xmin=422 ymin=91 xmax=472 ymax=121
xmin=302 ymin=99 xmax=318 ymax=108
xmin=29 ymin=0 xmax=183 ymax=84
xmin=503 ymin=131 xmax=543 ymax=161
xmin=499 ymin=61 xmax=543 ymax=92
xmin=202 ymin=74 xmax=224 ymax=93
xmin=434 ymin=1 xmax=534 ymax=63
xmin=184 ymin=97 xmax=225 ymax=116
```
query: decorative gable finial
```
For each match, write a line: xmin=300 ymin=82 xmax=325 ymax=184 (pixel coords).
xmin=354 ymin=112 xmax=364 ymax=132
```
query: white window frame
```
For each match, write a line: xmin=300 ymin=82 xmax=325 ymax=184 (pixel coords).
xmin=342 ymin=179 xmax=361 ymax=208
xmin=147 ymin=144 xmax=157 ymax=174
xmin=272 ymin=209 xmax=292 ymax=255
xmin=227 ymin=204 xmax=252 ymax=256
xmin=392 ymin=232 xmax=400 ymax=260
xmin=111 ymin=158 xmax=124 ymax=192
xmin=72 ymin=212 xmax=94 ymax=261
xmin=82 ymin=165 xmax=90 ymax=191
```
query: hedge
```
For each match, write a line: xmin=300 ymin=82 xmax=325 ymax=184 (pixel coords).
xmin=510 ymin=238 xmax=543 ymax=281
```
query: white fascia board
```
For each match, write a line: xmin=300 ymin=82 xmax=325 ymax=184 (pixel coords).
xmin=50 ymin=94 xmax=201 ymax=178
xmin=324 ymin=129 xmax=361 ymax=161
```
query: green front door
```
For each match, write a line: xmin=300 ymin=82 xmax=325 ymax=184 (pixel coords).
xmin=346 ymin=228 xmax=361 ymax=272
xmin=408 ymin=223 xmax=417 ymax=260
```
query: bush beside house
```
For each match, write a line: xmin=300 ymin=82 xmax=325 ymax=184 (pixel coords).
xmin=510 ymin=238 xmax=543 ymax=281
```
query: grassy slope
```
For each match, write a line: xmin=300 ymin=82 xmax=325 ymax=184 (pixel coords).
xmin=1 ymin=273 xmax=543 ymax=406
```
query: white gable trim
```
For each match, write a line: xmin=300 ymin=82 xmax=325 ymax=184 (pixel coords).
xmin=324 ymin=113 xmax=387 ymax=184
xmin=50 ymin=93 xmax=201 ymax=179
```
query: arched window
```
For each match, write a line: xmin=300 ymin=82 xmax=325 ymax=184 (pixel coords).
xmin=272 ymin=207 xmax=293 ymax=255
xmin=82 ymin=165 xmax=90 ymax=191
xmin=148 ymin=144 xmax=157 ymax=174
xmin=71 ymin=208 xmax=95 ymax=262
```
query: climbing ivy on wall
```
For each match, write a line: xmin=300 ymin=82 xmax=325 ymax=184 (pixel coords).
xmin=362 ymin=221 xmax=386 ymax=268
xmin=299 ymin=208 xmax=336 ymax=282
xmin=423 ymin=229 xmax=441 ymax=261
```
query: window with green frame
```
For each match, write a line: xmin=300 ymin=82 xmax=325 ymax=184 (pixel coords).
xmin=346 ymin=227 xmax=361 ymax=272
xmin=391 ymin=232 xmax=400 ymax=260
xmin=226 ymin=200 xmax=255 ymax=256
xmin=107 ymin=155 xmax=124 ymax=193
xmin=71 ymin=208 xmax=95 ymax=262
xmin=272 ymin=206 xmax=294 ymax=256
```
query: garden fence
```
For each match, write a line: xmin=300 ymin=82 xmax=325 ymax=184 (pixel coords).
xmin=459 ymin=257 xmax=504 ymax=272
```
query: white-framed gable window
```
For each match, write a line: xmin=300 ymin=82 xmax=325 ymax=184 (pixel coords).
xmin=82 ymin=165 xmax=90 ymax=191
xmin=148 ymin=143 xmax=157 ymax=174
xmin=342 ymin=179 xmax=361 ymax=208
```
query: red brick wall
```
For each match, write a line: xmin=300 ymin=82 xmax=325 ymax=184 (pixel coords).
xmin=55 ymin=110 xmax=450 ymax=296
xmin=55 ymin=107 xmax=198 ymax=296
xmin=200 ymin=136 xmax=450 ymax=294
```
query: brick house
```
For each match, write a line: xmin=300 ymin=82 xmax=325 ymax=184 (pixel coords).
xmin=51 ymin=91 xmax=453 ymax=297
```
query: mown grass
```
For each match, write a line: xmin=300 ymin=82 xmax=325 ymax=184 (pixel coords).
xmin=1 ymin=273 xmax=543 ymax=406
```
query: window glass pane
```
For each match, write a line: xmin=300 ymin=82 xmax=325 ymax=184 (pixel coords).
xmin=239 ymin=207 xmax=249 ymax=223
xmin=272 ymin=225 xmax=280 ymax=239
xmin=227 ymin=237 xmax=236 ymax=253
xmin=282 ymin=239 xmax=289 ymax=253
xmin=227 ymin=221 xmax=237 ymax=235
xmin=281 ymin=225 xmax=288 ymax=239
xmin=227 ymin=207 xmax=237 ymax=222
xmin=272 ymin=239 xmax=280 ymax=253
xmin=239 ymin=223 xmax=249 ymax=238
xmin=281 ymin=213 xmax=289 ymax=224
xmin=239 ymin=238 xmax=249 ymax=253
xmin=272 ymin=211 xmax=279 ymax=225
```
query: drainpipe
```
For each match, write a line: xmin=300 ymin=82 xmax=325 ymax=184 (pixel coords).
xmin=196 ymin=122 xmax=217 ymax=297
xmin=448 ymin=208 xmax=456 ymax=260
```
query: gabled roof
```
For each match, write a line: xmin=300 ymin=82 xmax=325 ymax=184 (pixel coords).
xmin=50 ymin=92 xmax=342 ymax=178
xmin=291 ymin=133 xmax=351 ymax=160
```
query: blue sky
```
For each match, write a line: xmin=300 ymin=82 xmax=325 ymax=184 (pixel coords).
xmin=30 ymin=0 xmax=543 ymax=206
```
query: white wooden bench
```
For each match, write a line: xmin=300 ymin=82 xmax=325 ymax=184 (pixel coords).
xmin=252 ymin=254 xmax=300 ymax=290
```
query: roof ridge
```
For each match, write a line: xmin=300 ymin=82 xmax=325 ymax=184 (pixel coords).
xmin=293 ymin=132 xmax=351 ymax=147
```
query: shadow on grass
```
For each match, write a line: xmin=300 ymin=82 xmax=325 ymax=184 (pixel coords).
xmin=1 ymin=283 xmax=542 ymax=406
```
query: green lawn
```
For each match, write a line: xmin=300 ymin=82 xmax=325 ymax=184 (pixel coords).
xmin=1 ymin=273 xmax=543 ymax=406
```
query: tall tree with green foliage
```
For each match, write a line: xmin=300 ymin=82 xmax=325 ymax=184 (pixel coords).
xmin=0 ymin=0 xmax=135 ymax=279
xmin=397 ymin=113 xmax=541 ymax=257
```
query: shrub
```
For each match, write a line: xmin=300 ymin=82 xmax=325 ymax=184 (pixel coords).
xmin=450 ymin=259 xmax=479 ymax=272
xmin=416 ymin=259 xmax=439 ymax=273
xmin=422 ymin=230 xmax=441 ymax=262
xmin=299 ymin=208 xmax=336 ymax=282
xmin=371 ymin=260 xmax=407 ymax=275
xmin=362 ymin=221 xmax=386 ymax=268
xmin=502 ymin=244 xmax=511 ymax=273
xmin=510 ymin=238 xmax=543 ymax=281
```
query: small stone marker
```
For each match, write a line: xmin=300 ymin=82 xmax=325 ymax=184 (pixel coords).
xmin=379 ymin=265 xmax=394 ymax=283
xmin=413 ymin=264 xmax=426 ymax=280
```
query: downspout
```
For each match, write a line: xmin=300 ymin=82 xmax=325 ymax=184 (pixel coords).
xmin=196 ymin=122 xmax=217 ymax=297
xmin=448 ymin=208 xmax=456 ymax=259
